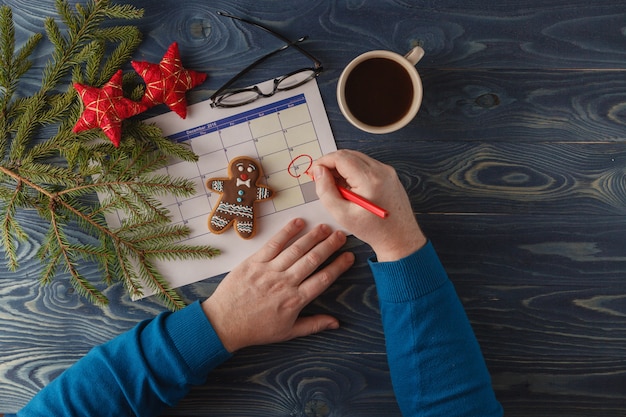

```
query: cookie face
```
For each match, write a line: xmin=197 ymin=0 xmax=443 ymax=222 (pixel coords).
xmin=207 ymin=157 xmax=274 ymax=239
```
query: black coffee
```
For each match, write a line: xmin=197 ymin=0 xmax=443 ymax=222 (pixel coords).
xmin=344 ymin=57 xmax=414 ymax=127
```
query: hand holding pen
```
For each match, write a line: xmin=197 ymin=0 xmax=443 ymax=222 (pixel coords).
xmin=312 ymin=150 xmax=427 ymax=262
xmin=288 ymin=153 xmax=388 ymax=218
xmin=305 ymin=170 xmax=388 ymax=219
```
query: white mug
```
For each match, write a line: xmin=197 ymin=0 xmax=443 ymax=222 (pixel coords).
xmin=337 ymin=46 xmax=424 ymax=134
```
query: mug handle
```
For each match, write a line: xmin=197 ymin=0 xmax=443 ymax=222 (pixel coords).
xmin=404 ymin=46 xmax=425 ymax=66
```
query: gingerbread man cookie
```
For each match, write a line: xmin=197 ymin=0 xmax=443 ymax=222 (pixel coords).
xmin=206 ymin=157 xmax=274 ymax=239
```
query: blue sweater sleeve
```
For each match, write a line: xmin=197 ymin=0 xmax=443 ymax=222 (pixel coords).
xmin=369 ymin=241 xmax=503 ymax=417
xmin=15 ymin=301 xmax=232 ymax=417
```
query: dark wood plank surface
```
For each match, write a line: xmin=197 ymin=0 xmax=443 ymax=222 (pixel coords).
xmin=2 ymin=0 xmax=626 ymax=415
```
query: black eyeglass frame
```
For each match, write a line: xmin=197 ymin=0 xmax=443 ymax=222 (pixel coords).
xmin=210 ymin=12 xmax=324 ymax=108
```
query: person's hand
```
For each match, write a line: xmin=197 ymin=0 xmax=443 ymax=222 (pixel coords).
xmin=312 ymin=149 xmax=427 ymax=262
xmin=201 ymin=218 xmax=354 ymax=353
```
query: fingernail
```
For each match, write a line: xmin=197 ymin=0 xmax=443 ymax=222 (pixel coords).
xmin=313 ymin=165 xmax=323 ymax=180
xmin=327 ymin=320 xmax=340 ymax=330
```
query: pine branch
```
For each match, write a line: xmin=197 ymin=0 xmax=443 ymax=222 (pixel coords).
xmin=47 ymin=219 xmax=110 ymax=306
xmin=0 ymin=7 xmax=14 ymax=72
xmin=101 ymin=4 xmax=144 ymax=20
xmin=136 ymin=259 xmax=186 ymax=311
xmin=98 ymin=32 xmax=142 ymax=85
xmin=0 ymin=1 xmax=220 ymax=310
xmin=110 ymin=239 xmax=143 ymax=297
xmin=142 ymin=245 xmax=222 ymax=262
xmin=0 ymin=181 xmax=28 ymax=270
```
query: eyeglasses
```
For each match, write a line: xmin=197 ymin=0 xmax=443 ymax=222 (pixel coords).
xmin=210 ymin=12 xmax=323 ymax=108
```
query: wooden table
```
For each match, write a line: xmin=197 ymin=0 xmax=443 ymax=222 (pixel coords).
xmin=2 ymin=1 xmax=626 ymax=415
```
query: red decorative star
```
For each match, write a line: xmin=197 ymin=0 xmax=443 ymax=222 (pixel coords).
xmin=73 ymin=70 xmax=148 ymax=147
xmin=131 ymin=42 xmax=207 ymax=118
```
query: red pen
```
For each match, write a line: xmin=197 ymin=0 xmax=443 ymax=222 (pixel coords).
xmin=305 ymin=171 xmax=389 ymax=219
xmin=335 ymin=184 xmax=389 ymax=218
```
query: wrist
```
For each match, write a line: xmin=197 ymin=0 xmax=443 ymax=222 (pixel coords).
xmin=201 ymin=299 xmax=239 ymax=353
xmin=373 ymin=230 xmax=427 ymax=263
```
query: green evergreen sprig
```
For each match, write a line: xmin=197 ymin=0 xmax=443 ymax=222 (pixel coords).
xmin=0 ymin=0 xmax=220 ymax=310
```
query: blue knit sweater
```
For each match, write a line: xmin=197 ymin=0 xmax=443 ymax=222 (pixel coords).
xmin=369 ymin=242 xmax=502 ymax=416
xmin=12 ymin=241 xmax=502 ymax=416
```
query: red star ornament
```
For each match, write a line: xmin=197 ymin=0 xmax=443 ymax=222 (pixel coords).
xmin=131 ymin=42 xmax=207 ymax=118
xmin=73 ymin=70 xmax=148 ymax=147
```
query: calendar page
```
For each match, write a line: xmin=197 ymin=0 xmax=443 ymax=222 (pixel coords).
xmin=101 ymin=79 xmax=343 ymax=296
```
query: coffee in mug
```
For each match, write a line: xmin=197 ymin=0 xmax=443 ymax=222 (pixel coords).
xmin=337 ymin=46 xmax=424 ymax=134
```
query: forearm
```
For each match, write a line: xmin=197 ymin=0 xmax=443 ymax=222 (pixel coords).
xmin=16 ymin=301 xmax=232 ymax=417
xmin=370 ymin=241 xmax=502 ymax=417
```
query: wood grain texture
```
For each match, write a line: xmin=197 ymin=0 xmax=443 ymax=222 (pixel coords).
xmin=344 ymin=142 xmax=626 ymax=217
xmin=2 ymin=0 xmax=626 ymax=415
xmin=167 ymin=352 xmax=402 ymax=417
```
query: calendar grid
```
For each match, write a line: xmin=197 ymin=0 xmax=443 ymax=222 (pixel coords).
xmin=103 ymin=93 xmax=324 ymax=242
